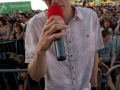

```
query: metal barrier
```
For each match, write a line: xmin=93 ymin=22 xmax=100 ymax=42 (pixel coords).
xmin=0 ymin=39 xmax=24 ymax=60
xmin=0 ymin=69 xmax=42 ymax=90
xmin=0 ymin=40 xmax=25 ymax=69
xmin=105 ymin=65 xmax=120 ymax=90
xmin=111 ymin=35 xmax=120 ymax=60
xmin=0 ymin=68 xmax=103 ymax=90
xmin=111 ymin=35 xmax=120 ymax=49
xmin=98 ymin=68 xmax=102 ymax=90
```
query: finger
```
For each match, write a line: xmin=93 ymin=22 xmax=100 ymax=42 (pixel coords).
xmin=44 ymin=19 xmax=65 ymax=32
xmin=46 ymin=24 xmax=68 ymax=36
xmin=45 ymin=15 xmax=63 ymax=26
xmin=48 ymin=31 xmax=66 ymax=41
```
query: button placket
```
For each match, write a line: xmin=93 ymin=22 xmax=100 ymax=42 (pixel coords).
xmin=66 ymin=24 xmax=77 ymax=89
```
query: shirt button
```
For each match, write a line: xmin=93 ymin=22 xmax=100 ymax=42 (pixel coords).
xmin=69 ymin=41 xmax=71 ymax=43
xmin=73 ymin=78 xmax=75 ymax=80
xmin=70 ymin=55 xmax=73 ymax=57
xmin=72 ymin=67 xmax=74 ymax=69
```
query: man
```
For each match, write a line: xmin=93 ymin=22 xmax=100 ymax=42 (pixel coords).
xmin=98 ymin=30 xmax=120 ymax=90
xmin=13 ymin=10 xmax=21 ymax=23
xmin=19 ymin=13 xmax=27 ymax=27
xmin=25 ymin=0 xmax=103 ymax=90
xmin=19 ymin=13 xmax=28 ymax=39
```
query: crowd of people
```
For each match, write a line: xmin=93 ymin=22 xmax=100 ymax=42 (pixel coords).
xmin=0 ymin=1 xmax=120 ymax=90
xmin=0 ymin=9 xmax=42 ymax=41
xmin=0 ymin=9 xmax=43 ymax=90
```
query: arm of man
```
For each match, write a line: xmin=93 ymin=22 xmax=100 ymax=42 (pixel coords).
xmin=28 ymin=51 xmax=47 ymax=82
xmin=114 ymin=19 xmax=120 ymax=34
xmin=110 ymin=51 xmax=116 ymax=68
xmin=26 ymin=16 xmax=67 ymax=82
xmin=99 ymin=9 xmax=107 ymax=22
xmin=90 ymin=51 xmax=99 ymax=87
xmin=0 ymin=36 xmax=5 ymax=40
xmin=114 ymin=24 xmax=120 ymax=34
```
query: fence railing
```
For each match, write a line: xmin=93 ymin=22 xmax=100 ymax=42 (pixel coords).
xmin=104 ymin=65 xmax=120 ymax=90
xmin=0 ymin=39 xmax=24 ymax=60
xmin=0 ymin=36 xmax=120 ymax=90
xmin=0 ymin=69 xmax=42 ymax=90
xmin=1 ymin=67 xmax=117 ymax=90
xmin=98 ymin=68 xmax=102 ymax=90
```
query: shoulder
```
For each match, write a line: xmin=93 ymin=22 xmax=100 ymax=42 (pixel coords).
xmin=76 ymin=7 xmax=97 ymax=17
xmin=108 ymin=41 xmax=114 ymax=46
xmin=28 ymin=11 xmax=47 ymax=26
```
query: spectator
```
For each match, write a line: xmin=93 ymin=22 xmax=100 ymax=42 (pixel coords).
xmin=26 ymin=13 xmax=33 ymax=21
xmin=19 ymin=13 xmax=27 ymax=27
xmin=97 ymin=9 xmax=107 ymax=27
xmin=9 ymin=22 xmax=24 ymax=40
xmin=19 ymin=13 xmax=28 ymax=39
xmin=114 ymin=12 xmax=120 ymax=34
xmin=116 ymin=5 xmax=120 ymax=13
xmin=0 ymin=17 xmax=10 ymax=40
xmin=105 ymin=9 xmax=117 ymax=28
xmin=101 ymin=18 xmax=114 ymax=35
xmin=97 ymin=9 xmax=103 ymax=19
xmin=8 ymin=10 xmax=21 ymax=25
xmin=28 ymin=9 xmax=35 ymax=16
xmin=115 ymin=12 xmax=120 ymax=21
xmin=98 ymin=30 xmax=120 ymax=90
xmin=14 ymin=54 xmax=28 ymax=90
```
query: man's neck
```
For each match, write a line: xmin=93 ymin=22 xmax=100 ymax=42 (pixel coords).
xmin=64 ymin=6 xmax=75 ymax=25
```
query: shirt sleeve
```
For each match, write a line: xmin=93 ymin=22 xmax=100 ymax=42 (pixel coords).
xmin=25 ymin=21 xmax=39 ymax=63
xmin=111 ymin=41 xmax=116 ymax=52
xmin=94 ymin=12 xmax=104 ymax=51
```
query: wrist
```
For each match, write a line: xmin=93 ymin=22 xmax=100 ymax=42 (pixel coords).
xmin=35 ymin=49 xmax=46 ymax=56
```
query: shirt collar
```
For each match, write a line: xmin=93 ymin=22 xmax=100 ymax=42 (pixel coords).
xmin=71 ymin=4 xmax=84 ymax=20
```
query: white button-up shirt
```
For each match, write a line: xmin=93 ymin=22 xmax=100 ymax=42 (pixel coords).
xmin=25 ymin=5 xmax=103 ymax=90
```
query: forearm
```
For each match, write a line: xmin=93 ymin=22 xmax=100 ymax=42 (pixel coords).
xmin=3 ymin=36 xmax=10 ymax=40
xmin=16 ymin=33 xmax=23 ymax=40
xmin=0 ymin=36 xmax=5 ymax=40
xmin=28 ymin=51 xmax=47 ymax=82
xmin=99 ymin=14 xmax=105 ymax=22
xmin=114 ymin=25 xmax=120 ymax=34
xmin=90 ymin=51 xmax=98 ymax=87
xmin=110 ymin=57 xmax=116 ymax=67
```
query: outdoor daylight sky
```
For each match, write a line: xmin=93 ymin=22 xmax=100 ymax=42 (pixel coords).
xmin=0 ymin=0 xmax=48 ymax=10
